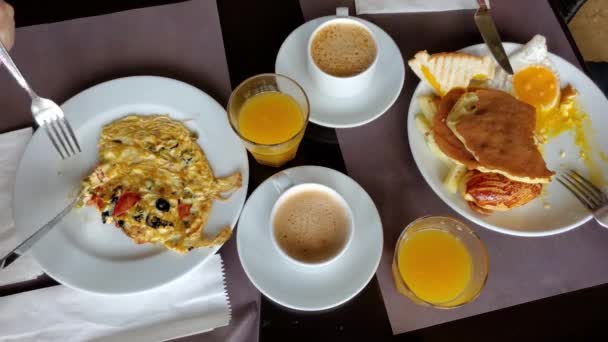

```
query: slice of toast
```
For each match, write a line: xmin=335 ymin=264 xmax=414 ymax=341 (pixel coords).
xmin=408 ymin=51 xmax=495 ymax=95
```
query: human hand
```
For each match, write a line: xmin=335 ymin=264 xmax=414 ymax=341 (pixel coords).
xmin=0 ymin=1 xmax=15 ymax=49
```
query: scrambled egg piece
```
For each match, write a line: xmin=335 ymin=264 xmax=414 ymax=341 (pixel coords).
xmin=78 ymin=115 xmax=241 ymax=253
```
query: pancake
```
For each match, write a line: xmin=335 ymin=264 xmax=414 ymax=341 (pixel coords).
xmin=432 ymin=89 xmax=479 ymax=169
xmin=447 ymin=89 xmax=554 ymax=183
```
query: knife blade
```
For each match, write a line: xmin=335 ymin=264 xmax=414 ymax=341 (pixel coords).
xmin=474 ymin=1 xmax=514 ymax=75
xmin=0 ymin=197 xmax=78 ymax=270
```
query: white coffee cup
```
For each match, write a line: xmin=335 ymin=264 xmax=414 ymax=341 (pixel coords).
xmin=307 ymin=7 xmax=378 ymax=98
xmin=270 ymin=177 xmax=354 ymax=267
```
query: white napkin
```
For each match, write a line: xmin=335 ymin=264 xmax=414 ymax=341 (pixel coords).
xmin=0 ymin=254 xmax=231 ymax=341
xmin=0 ymin=128 xmax=231 ymax=341
xmin=355 ymin=0 xmax=489 ymax=14
xmin=0 ymin=127 xmax=43 ymax=286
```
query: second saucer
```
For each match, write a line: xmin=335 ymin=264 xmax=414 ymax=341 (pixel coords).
xmin=275 ymin=8 xmax=405 ymax=128
xmin=236 ymin=166 xmax=383 ymax=311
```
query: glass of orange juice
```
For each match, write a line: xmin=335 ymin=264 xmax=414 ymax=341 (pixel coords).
xmin=392 ymin=216 xmax=488 ymax=308
xmin=228 ymin=74 xmax=309 ymax=167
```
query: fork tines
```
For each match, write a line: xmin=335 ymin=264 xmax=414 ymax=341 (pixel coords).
xmin=557 ymin=170 xmax=608 ymax=210
xmin=42 ymin=117 xmax=81 ymax=159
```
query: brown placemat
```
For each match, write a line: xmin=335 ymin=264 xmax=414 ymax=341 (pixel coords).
xmin=0 ymin=1 xmax=259 ymax=341
xmin=300 ymin=0 xmax=608 ymax=335
xmin=569 ymin=0 xmax=608 ymax=62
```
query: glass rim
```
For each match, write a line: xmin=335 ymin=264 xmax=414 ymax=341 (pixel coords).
xmin=227 ymin=73 xmax=310 ymax=148
xmin=394 ymin=215 xmax=489 ymax=309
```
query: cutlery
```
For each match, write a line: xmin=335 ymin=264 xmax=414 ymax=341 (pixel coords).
xmin=0 ymin=41 xmax=81 ymax=159
xmin=0 ymin=197 xmax=79 ymax=269
xmin=557 ymin=170 xmax=608 ymax=228
xmin=474 ymin=0 xmax=514 ymax=75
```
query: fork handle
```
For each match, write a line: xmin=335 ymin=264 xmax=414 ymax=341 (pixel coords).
xmin=595 ymin=206 xmax=608 ymax=229
xmin=0 ymin=40 xmax=37 ymax=99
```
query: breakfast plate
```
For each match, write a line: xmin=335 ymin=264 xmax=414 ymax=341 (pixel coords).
xmin=275 ymin=15 xmax=405 ymax=128
xmin=408 ymin=42 xmax=608 ymax=236
xmin=236 ymin=166 xmax=383 ymax=311
xmin=13 ymin=76 xmax=249 ymax=294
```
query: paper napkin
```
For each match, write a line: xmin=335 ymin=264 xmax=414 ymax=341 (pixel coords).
xmin=0 ymin=127 xmax=232 ymax=340
xmin=0 ymin=127 xmax=43 ymax=286
xmin=355 ymin=0 xmax=489 ymax=14
xmin=0 ymin=254 xmax=231 ymax=341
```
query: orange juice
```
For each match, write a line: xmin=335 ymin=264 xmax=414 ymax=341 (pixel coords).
xmin=395 ymin=229 xmax=472 ymax=304
xmin=238 ymin=92 xmax=305 ymax=167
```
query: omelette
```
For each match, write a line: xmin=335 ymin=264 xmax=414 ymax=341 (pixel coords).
xmin=78 ymin=115 xmax=242 ymax=253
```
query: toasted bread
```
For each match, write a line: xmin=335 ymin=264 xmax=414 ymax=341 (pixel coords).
xmin=408 ymin=51 xmax=495 ymax=95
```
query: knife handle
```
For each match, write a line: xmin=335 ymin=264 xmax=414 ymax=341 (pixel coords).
xmin=477 ymin=0 xmax=488 ymax=10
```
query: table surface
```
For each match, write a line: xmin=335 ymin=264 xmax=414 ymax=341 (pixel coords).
xmin=3 ymin=0 xmax=608 ymax=341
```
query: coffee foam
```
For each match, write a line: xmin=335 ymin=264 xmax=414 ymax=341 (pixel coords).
xmin=311 ymin=22 xmax=377 ymax=77
xmin=273 ymin=188 xmax=350 ymax=263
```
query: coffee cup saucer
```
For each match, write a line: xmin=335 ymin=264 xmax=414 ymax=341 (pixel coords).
xmin=236 ymin=166 xmax=383 ymax=311
xmin=275 ymin=15 xmax=405 ymax=128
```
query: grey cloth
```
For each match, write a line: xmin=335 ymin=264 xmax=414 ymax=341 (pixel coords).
xmin=300 ymin=0 xmax=608 ymax=335
xmin=0 ymin=1 xmax=260 ymax=341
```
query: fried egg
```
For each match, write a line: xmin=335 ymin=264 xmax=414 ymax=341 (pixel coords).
xmin=490 ymin=35 xmax=561 ymax=111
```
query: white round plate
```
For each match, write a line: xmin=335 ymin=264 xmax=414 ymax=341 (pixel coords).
xmin=275 ymin=16 xmax=405 ymax=128
xmin=13 ymin=76 xmax=249 ymax=294
xmin=408 ymin=43 xmax=608 ymax=237
xmin=237 ymin=166 xmax=383 ymax=311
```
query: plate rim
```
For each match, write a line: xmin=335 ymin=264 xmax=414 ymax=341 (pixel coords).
xmin=13 ymin=75 xmax=249 ymax=294
xmin=236 ymin=165 xmax=383 ymax=311
xmin=407 ymin=42 xmax=596 ymax=237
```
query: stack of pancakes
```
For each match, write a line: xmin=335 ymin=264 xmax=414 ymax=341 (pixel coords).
xmin=410 ymin=52 xmax=553 ymax=214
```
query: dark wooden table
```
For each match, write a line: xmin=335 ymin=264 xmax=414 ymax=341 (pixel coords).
xmin=6 ymin=0 xmax=608 ymax=341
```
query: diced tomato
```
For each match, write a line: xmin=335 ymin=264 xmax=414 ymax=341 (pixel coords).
xmin=178 ymin=204 xmax=191 ymax=219
xmin=113 ymin=192 xmax=141 ymax=217
xmin=87 ymin=195 xmax=105 ymax=211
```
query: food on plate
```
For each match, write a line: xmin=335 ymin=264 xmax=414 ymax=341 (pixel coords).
xmin=432 ymin=89 xmax=479 ymax=169
xmin=490 ymin=35 xmax=560 ymax=93
xmin=446 ymin=88 xmax=554 ymax=183
xmin=78 ymin=115 xmax=242 ymax=253
xmin=500 ymin=36 xmax=605 ymax=186
xmin=505 ymin=36 xmax=561 ymax=112
xmin=512 ymin=65 xmax=560 ymax=112
xmin=408 ymin=51 xmax=495 ymax=96
xmin=462 ymin=170 xmax=543 ymax=215
xmin=411 ymin=34 xmax=608 ymax=216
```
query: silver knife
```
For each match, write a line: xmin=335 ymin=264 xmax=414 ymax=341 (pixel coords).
xmin=0 ymin=197 xmax=79 ymax=269
xmin=474 ymin=0 xmax=514 ymax=75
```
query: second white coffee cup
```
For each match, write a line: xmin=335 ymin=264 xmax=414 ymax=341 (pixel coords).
xmin=307 ymin=7 xmax=379 ymax=98
xmin=270 ymin=182 xmax=354 ymax=267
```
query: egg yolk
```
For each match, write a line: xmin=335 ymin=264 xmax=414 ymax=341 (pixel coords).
xmin=513 ymin=65 xmax=560 ymax=111
xmin=535 ymin=84 xmax=606 ymax=187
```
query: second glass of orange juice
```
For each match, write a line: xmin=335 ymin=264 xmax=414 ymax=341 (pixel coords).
xmin=392 ymin=216 xmax=488 ymax=308
xmin=228 ymin=74 xmax=309 ymax=167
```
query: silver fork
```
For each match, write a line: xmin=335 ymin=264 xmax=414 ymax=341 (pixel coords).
xmin=557 ymin=170 xmax=608 ymax=228
xmin=0 ymin=41 xmax=80 ymax=159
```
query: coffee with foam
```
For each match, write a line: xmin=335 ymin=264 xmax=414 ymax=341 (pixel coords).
xmin=311 ymin=22 xmax=377 ymax=77
xmin=272 ymin=186 xmax=351 ymax=263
